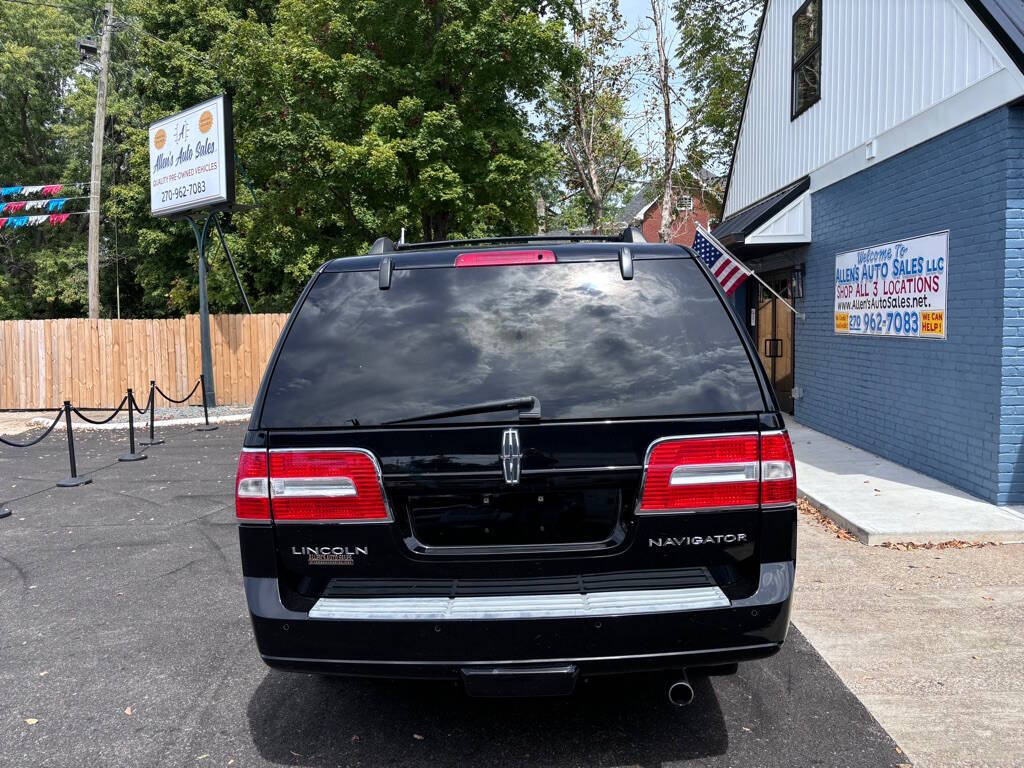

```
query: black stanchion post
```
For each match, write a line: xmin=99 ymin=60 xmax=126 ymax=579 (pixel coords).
xmin=57 ymin=400 xmax=92 ymax=487
xmin=119 ymin=389 xmax=147 ymax=462
xmin=195 ymin=373 xmax=218 ymax=432
xmin=140 ymin=380 xmax=164 ymax=447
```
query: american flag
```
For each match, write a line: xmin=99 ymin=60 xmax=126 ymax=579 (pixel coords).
xmin=692 ymin=224 xmax=751 ymax=295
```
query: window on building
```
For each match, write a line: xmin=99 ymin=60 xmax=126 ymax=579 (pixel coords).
xmin=791 ymin=0 xmax=821 ymax=119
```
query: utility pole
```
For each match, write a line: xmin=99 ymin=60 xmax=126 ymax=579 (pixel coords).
xmin=87 ymin=1 xmax=113 ymax=319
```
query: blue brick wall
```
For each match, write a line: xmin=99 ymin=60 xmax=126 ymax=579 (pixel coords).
xmin=999 ymin=106 xmax=1024 ymax=503
xmin=791 ymin=107 xmax=1011 ymax=503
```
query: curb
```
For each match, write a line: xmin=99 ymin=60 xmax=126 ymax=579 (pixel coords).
xmin=798 ymin=488 xmax=1024 ymax=546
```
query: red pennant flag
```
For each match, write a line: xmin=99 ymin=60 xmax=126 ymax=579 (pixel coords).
xmin=48 ymin=213 xmax=70 ymax=226
xmin=3 ymin=201 xmax=26 ymax=213
xmin=41 ymin=185 xmax=64 ymax=196
xmin=0 ymin=218 xmax=7 ymax=229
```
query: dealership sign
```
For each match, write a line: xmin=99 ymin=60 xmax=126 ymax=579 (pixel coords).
xmin=149 ymin=94 xmax=235 ymax=217
xmin=834 ymin=231 xmax=948 ymax=339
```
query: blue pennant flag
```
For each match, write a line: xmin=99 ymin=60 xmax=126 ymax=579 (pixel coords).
xmin=1 ymin=186 xmax=23 ymax=198
xmin=8 ymin=216 xmax=29 ymax=228
xmin=47 ymin=198 xmax=67 ymax=212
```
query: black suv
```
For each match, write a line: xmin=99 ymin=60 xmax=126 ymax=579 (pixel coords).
xmin=235 ymin=230 xmax=796 ymax=701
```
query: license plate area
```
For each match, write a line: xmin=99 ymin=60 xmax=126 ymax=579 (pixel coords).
xmin=407 ymin=488 xmax=621 ymax=547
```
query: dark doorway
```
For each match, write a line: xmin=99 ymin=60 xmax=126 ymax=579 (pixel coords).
xmin=754 ymin=269 xmax=796 ymax=414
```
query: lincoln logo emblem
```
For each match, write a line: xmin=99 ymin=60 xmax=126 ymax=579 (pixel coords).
xmin=501 ymin=428 xmax=521 ymax=485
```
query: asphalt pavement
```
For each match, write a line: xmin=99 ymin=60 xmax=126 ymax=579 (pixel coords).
xmin=0 ymin=423 xmax=910 ymax=767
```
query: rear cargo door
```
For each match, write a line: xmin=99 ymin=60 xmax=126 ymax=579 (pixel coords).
xmin=259 ymin=254 xmax=766 ymax=563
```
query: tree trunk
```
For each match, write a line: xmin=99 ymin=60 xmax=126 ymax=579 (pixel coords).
xmin=652 ymin=0 xmax=676 ymax=243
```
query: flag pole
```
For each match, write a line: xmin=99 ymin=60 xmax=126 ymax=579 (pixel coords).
xmin=695 ymin=222 xmax=805 ymax=320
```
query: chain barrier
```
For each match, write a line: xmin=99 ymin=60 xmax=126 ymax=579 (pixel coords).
xmin=131 ymin=386 xmax=153 ymax=416
xmin=154 ymin=378 xmax=201 ymax=405
xmin=0 ymin=377 xmax=215 ymax=505
xmin=70 ymin=394 xmax=128 ymax=425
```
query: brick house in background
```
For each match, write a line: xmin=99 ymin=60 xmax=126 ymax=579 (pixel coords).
xmin=615 ymin=185 xmax=714 ymax=246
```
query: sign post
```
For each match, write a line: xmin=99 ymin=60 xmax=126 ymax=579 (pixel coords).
xmin=148 ymin=94 xmax=238 ymax=408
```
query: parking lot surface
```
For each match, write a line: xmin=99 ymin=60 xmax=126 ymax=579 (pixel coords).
xmin=0 ymin=424 xmax=909 ymax=767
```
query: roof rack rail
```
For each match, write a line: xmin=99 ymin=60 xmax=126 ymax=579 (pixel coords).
xmin=387 ymin=226 xmax=647 ymax=252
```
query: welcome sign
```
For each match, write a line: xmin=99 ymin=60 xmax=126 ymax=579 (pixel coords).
xmin=149 ymin=94 xmax=235 ymax=217
xmin=834 ymin=231 xmax=948 ymax=339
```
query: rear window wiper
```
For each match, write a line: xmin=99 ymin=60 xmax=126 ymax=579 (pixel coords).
xmin=384 ymin=396 xmax=541 ymax=425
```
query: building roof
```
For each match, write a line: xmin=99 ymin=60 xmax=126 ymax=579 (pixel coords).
xmin=722 ymin=0 xmax=1024 ymax=221
xmin=968 ymin=0 xmax=1024 ymax=73
xmin=616 ymin=186 xmax=658 ymax=224
xmin=712 ymin=176 xmax=808 ymax=249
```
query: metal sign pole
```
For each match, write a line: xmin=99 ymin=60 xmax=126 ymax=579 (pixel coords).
xmin=186 ymin=214 xmax=217 ymax=408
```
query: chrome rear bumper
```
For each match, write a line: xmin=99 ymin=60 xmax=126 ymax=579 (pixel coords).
xmin=308 ymin=585 xmax=730 ymax=621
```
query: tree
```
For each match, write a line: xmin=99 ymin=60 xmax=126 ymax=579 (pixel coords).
xmin=648 ymin=0 xmax=677 ymax=242
xmin=0 ymin=2 xmax=92 ymax=318
xmin=674 ymin=0 xmax=764 ymax=191
xmin=541 ymin=0 xmax=643 ymax=233
xmin=2 ymin=0 xmax=576 ymax=318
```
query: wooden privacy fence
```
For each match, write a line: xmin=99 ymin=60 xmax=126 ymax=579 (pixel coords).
xmin=0 ymin=314 xmax=289 ymax=409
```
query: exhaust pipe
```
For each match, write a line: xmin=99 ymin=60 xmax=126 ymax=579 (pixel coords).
xmin=667 ymin=672 xmax=695 ymax=707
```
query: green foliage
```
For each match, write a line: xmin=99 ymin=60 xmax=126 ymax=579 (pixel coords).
xmin=0 ymin=2 xmax=92 ymax=318
xmin=0 ymin=0 xmax=573 ymax=318
xmin=674 ymin=0 xmax=764 ymax=183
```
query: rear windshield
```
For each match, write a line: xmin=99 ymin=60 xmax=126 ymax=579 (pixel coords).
xmin=260 ymin=258 xmax=765 ymax=427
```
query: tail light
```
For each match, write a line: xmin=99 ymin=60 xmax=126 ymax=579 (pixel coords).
xmin=235 ymin=449 xmax=270 ymax=520
xmin=759 ymin=432 xmax=797 ymax=505
xmin=234 ymin=449 xmax=390 ymax=522
xmin=638 ymin=431 xmax=796 ymax=512
xmin=455 ymin=249 xmax=555 ymax=267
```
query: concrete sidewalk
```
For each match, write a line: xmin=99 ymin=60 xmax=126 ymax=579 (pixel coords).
xmin=788 ymin=418 xmax=1024 ymax=545
xmin=792 ymin=509 xmax=1024 ymax=768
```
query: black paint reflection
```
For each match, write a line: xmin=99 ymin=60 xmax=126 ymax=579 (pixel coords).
xmin=262 ymin=259 xmax=765 ymax=427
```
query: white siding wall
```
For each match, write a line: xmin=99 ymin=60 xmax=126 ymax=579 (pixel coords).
xmin=724 ymin=0 xmax=1022 ymax=217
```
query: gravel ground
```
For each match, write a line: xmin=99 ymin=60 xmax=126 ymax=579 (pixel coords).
xmin=792 ymin=503 xmax=1024 ymax=768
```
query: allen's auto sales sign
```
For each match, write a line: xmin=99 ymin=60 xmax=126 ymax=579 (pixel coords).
xmin=834 ymin=231 xmax=948 ymax=339
xmin=148 ymin=95 xmax=234 ymax=217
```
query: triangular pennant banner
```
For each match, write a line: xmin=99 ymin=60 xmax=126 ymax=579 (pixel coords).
xmin=27 ymin=215 xmax=48 ymax=226
xmin=0 ymin=218 xmax=7 ymax=229
xmin=41 ymin=185 xmax=63 ymax=196
xmin=48 ymin=213 xmax=69 ymax=226
xmin=8 ymin=216 xmax=29 ymax=228
xmin=1 ymin=187 xmax=22 ymax=198
xmin=20 ymin=186 xmax=42 ymax=195
xmin=47 ymin=198 xmax=67 ymax=212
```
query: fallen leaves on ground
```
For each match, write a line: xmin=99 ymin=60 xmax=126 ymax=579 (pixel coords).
xmin=881 ymin=539 xmax=997 ymax=551
xmin=797 ymin=498 xmax=857 ymax=542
